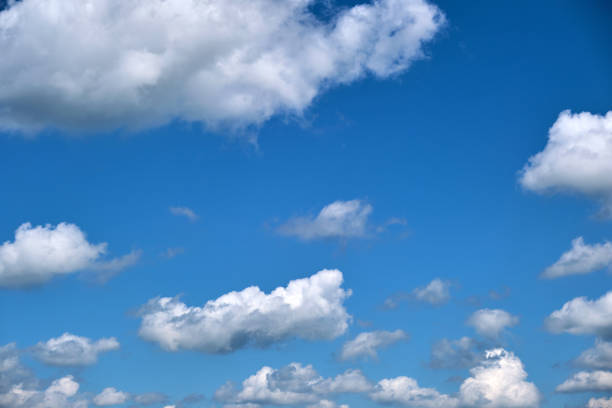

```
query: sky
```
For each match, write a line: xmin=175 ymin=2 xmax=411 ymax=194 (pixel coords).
xmin=0 ymin=0 xmax=611 ymax=407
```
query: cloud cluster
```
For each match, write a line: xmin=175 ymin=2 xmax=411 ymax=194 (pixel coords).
xmin=138 ymin=269 xmax=352 ymax=353
xmin=0 ymin=0 xmax=444 ymax=134
xmin=0 ymin=222 xmax=138 ymax=288
xmin=339 ymin=330 xmax=408 ymax=361
xmin=545 ymin=291 xmax=612 ymax=339
xmin=543 ymin=237 xmax=612 ymax=279
xmin=214 ymin=362 xmax=370 ymax=407
xmin=466 ymin=309 xmax=519 ymax=339
xmin=31 ymin=333 xmax=119 ymax=367
xmin=520 ymin=110 xmax=612 ymax=215
xmin=278 ymin=200 xmax=373 ymax=241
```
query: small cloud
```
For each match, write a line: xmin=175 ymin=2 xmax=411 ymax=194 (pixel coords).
xmin=542 ymin=237 xmax=612 ymax=279
xmin=339 ymin=330 xmax=408 ymax=361
xmin=170 ymin=207 xmax=199 ymax=222
xmin=160 ymin=248 xmax=184 ymax=259
xmin=31 ymin=333 xmax=119 ymax=367
xmin=466 ymin=309 xmax=519 ymax=339
xmin=384 ymin=278 xmax=451 ymax=309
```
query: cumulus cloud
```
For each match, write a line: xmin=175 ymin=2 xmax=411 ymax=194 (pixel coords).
xmin=429 ymin=337 xmax=485 ymax=370
xmin=214 ymin=362 xmax=370 ymax=407
xmin=556 ymin=370 xmax=612 ymax=393
xmin=458 ymin=348 xmax=540 ymax=408
xmin=0 ymin=0 xmax=444 ymax=134
xmin=31 ymin=333 xmax=119 ymax=367
xmin=370 ymin=376 xmax=458 ymax=408
xmin=169 ymin=207 xmax=199 ymax=222
xmin=0 ymin=222 xmax=138 ymax=288
xmin=138 ymin=269 xmax=351 ymax=353
xmin=542 ymin=237 xmax=612 ymax=279
xmin=545 ymin=291 xmax=612 ymax=339
xmin=0 ymin=375 xmax=85 ymax=408
xmin=278 ymin=200 xmax=373 ymax=240
xmin=589 ymin=397 xmax=612 ymax=408
xmin=93 ymin=388 xmax=129 ymax=406
xmin=519 ymin=110 xmax=612 ymax=215
xmin=339 ymin=330 xmax=408 ymax=361
xmin=466 ymin=309 xmax=519 ymax=339
xmin=576 ymin=339 xmax=612 ymax=369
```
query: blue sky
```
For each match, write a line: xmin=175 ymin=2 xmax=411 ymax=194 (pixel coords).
xmin=0 ymin=1 xmax=611 ymax=408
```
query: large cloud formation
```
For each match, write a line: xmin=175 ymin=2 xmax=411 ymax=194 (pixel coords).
xmin=0 ymin=0 xmax=444 ymax=134
xmin=0 ymin=222 xmax=139 ymax=288
xmin=138 ymin=269 xmax=352 ymax=353
xmin=31 ymin=333 xmax=119 ymax=367
xmin=214 ymin=362 xmax=370 ymax=407
xmin=520 ymin=110 xmax=612 ymax=215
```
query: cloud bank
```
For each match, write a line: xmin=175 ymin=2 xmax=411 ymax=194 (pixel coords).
xmin=138 ymin=269 xmax=352 ymax=353
xmin=0 ymin=222 xmax=138 ymax=288
xmin=0 ymin=0 xmax=444 ymax=134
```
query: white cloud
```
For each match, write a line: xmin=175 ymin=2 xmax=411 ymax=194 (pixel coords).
xmin=31 ymin=333 xmax=119 ymax=367
xmin=138 ymin=269 xmax=352 ymax=353
xmin=278 ymin=200 xmax=373 ymax=240
xmin=339 ymin=330 xmax=408 ymax=361
xmin=545 ymin=291 xmax=612 ymax=339
xmin=93 ymin=388 xmax=129 ymax=406
xmin=0 ymin=375 xmax=85 ymax=408
xmin=0 ymin=0 xmax=444 ymax=134
xmin=466 ymin=309 xmax=519 ymax=339
xmin=370 ymin=376 xmax=458 ymax=408
xmin=0 ymin=222 xmax=138 ymax=288
xmin=169 ymin=207 xmax=199 ymax=222
xmin=542 ymin=237 xmax=612 ymax=279
xmin=458 ymin=349 xmax=540 ymax=408
xmin=556 ymin=370 xmax=612 ymax=393
xmin=214 ymin=362 xmax=370 ymax=407
xmin=412 ymin=279 xmax=451 ymax=305
xmin=519 ymin=110 xmax=612 ymax=215
xmin=576 ymin=339 xmax=612 ymax=369
xmin=589 ymin=397 xmax=612 ymax=408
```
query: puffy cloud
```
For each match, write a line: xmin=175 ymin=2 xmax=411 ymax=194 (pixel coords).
xmin=542 ymin=237 xmax=612 ymax=279
xmin=589 ymin=397 xmax=612 ymax=408
xmin=132 ymin=392 xmax=169 ymax=406
xmin=429 ymin=337 xmax=484 ymax=370
xmin=370 ymin=376 xmax=458 ymax=408
xmin=214 ymin=362 xmax=370 ymax=407
xmin=458 ymin=349 xmax=540 ymax=408
xmin=31 ymin=333 xmax=119 ymax=366
xmin=169 ymin=207 xmax=199 ymax=222
xmin=545 ymin=291 xmax=612 ymax=339
xmin=466 ymin=309 xmax=519 ymax=339
xmin=519 ymin=110 xmax=612 ymax=215
xmin=138 ymin=269 xmax=351 ymax=353
xmin=556 ymin=370 xmax=612 ymax=393
xmin=576 ymin=339 xmax=612 ymax=369
xmin=0 ymin=0 xmax=444 ymax=134
xmin=0 ymin=222 xmax=138 ymax=288
xmin=339 ymin=330 xmax=408 ymax=361
xmin=278 ymin=200 xmax=373 ymax=240
xmin=93 ymin=387 xmax=129 ymax=406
